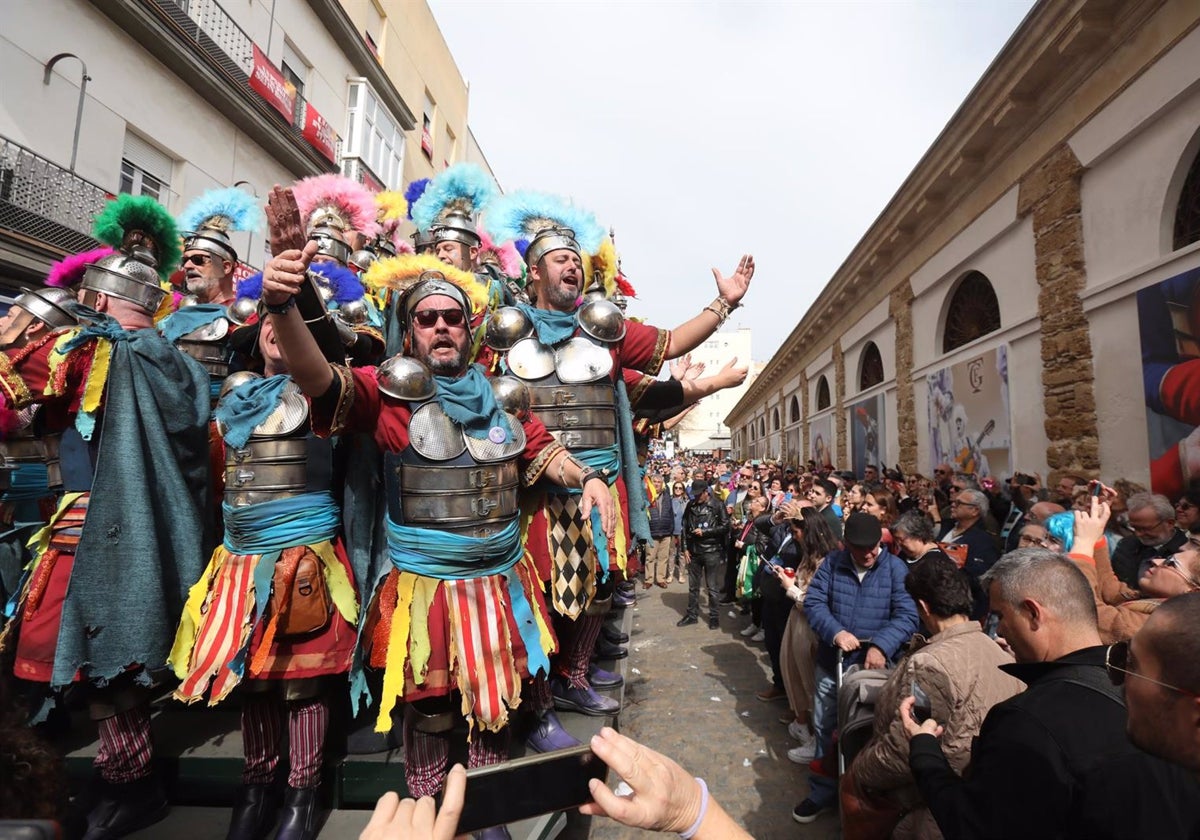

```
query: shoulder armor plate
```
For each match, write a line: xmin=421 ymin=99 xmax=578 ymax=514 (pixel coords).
xmin=377 ymin=355 xmax=436 ymax=401
xmin=506 ymin=337 xmax=556 ymax=380
xmin=486 ymin=306 xmax=534 ymax=351
xmin=409 ymin=402 xmax=468 ymax=461
xmin=254 ymin=379 xmax=310 ymax=436
xmin=556 ymin=336 xmax=613 ymax=383
xmin=181 ymin=316 xmax=230 ymax=342
xmin=576 ymin=298 xmax=625 ymax=343
xmin=490 ymin=376 xmax=531 ymax=418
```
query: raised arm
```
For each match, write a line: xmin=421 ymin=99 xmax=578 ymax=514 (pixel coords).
xmin=664 ymin=255 xmax=754 ymax=359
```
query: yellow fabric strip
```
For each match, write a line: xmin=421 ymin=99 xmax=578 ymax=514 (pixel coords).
xmin=168 ymin=546 xmax=227 ymax=678
xmin=315 ymin=542 xmax=358 ymax=625
xmin=376 ymin=572 xmax=417 ymax=733
xmin=43 ymin=330 xmax=78 ymax=398
xmin=521 ymin=553 xmax=557 ymax=659
xmin=25 ymin=492 xmax=86 ymax=559
xmin=610 ymin=483 xmax=628 ymax=572
xmin=81 ymin=338 xmax=111 ymax=415
xmin=407 ymin=575 xmax=438 ymax=686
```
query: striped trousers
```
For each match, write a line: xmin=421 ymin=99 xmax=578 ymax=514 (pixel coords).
xmin=241 ymin=693 xmax=328 ymax=788
xmin=402 ymin=715 xmax=508 ymax=799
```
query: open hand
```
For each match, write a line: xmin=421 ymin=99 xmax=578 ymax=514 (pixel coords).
xmin=712 ymin=255 xmax=754 ymax=306
xmin=579 ymin=728 xmax=704 ymax=833
xmin=579 ymin=477 xmax=616 ymax=543
xmin=713 ymin=357 xmax=748 ymax=389
xmin=266 ymin=185 xmax=306 ymax=256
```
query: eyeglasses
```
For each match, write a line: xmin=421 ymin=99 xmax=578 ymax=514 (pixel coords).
xmin=1129 ymin=519 xmax=1167 ymax=535
xmin=950 ymin=499 xmax=978 ymax=508
xmin=1158 ymin=555 xmax=1200 ymax=590
xmin=1105 ymin=640 xmax=1198 ymax=696
xmin=934 ymin=469 xmax=949 ymax=475
xmin=182 ymin=253 xmax=213 ymax=266
xmin=1176 ymin=501 xmax=1197 ymax=511
xmin=412 ymin=308 xmax=466 ymax=328
xmin=1017 ymin=533 xmax=1048 ymax=547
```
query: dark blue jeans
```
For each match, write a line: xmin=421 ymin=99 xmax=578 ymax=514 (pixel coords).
xmin=687 ymin=552 xmax=724 ymax=622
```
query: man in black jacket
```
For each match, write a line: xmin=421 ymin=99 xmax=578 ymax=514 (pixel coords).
xmin=678 ymin=480 xmax=730 ymax=629
xmin=901 ymin=548 xmax=1200 ymax=840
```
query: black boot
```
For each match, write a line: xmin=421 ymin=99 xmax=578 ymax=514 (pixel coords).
xmin=82 ymin=775 xmax=169 ymax=840
xmin=225 ymin=783 xmax=278 ymax=840
xmin=275 ymin=785 xmax=320 ymax=840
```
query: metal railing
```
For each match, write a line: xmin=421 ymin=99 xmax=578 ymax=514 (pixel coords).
xmin=161 ymin=0 xmax=339 ymax=162
xmin=0 ymin=135 xmax=106 ymax=253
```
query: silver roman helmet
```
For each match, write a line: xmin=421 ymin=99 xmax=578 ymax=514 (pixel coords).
xmin=81 ymin=248 xmax=167 ymax=313
xmin=430 ymin=208 xmax=480 ymax=249
xmin=403 ymin=270 xmax=473 ymax=326
xmin=525 ymin=225 xmax=581 ymax=268
xmin=409 ymin=163 xmax=496 ymax=255
xmin=177 ymin=186 xmax=263 ymax=267
xmin=14 ymin=287 xmax=78 ymax=331
xmin=308 ymin=223 xmax=352 ymax=266
xmin=182 ymin=225 xmax=237 ymax=265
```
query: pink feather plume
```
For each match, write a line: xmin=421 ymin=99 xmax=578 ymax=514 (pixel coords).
xmin=477 ymin=227 xmax=523 ymax=279
xmin=45 ymin=247 xmax=114 ymax=287
xmin=292 ymin=174 xmax=381 ymax=239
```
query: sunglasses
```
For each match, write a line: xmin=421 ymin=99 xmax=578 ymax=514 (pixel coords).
xmin=1158 ymin=555 xmax=1200 ymax=590
xmin=182 ymin=253 xmax=213 ymax=267
xmin=412 ymin=308 xmax=465 ymax=328
xmin=1105 ymin=641 xmax=1198 ymax=696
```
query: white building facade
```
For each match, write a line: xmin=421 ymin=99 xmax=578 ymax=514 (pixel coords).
xmin=674 ymin=327 xmax=753 ymax=452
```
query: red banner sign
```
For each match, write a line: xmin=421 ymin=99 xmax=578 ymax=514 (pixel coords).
xmin=250 ymin=44 xmax=295 ymax=124
xmin=302 ymin=104 xmax=338 ymax=163
xmin=359 ymin=164 xmax=384 ymax=193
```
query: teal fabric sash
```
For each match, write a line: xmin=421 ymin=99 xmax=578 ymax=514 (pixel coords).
xmin=615 ymin=376 xmax=651 ymax=544
xmin=384 ymin=515 xmax=549 ymax=679
xmin=214 ymin=375 xmax=291 ymax=449
xmin=223 ymin=492 xmax=340 ymax=554
xmin=433 ymin=364 xmax=509 ymax=441
xmin=517 ymin=304 xmax=576 ymax=346
xmin=157 ymin=304 xmax=227 ymax=343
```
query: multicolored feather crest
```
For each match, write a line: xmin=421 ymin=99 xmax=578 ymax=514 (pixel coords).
xmin=46 ymin=247 xmax=115 ymax=288
xmin=411 ymin=164 xmax=498 ymax=232
xmin=292 ymin=174 xmax=380 ymax=239
xmin=92 ymin=194 xmax=181 ymax=278
xmin=584 ymin=236 xmax=620 ymax=297
xmin=484 ymin=191 xmax=604 ymax=255
xmin=310 ymin=261 xmax=366 ymax=304
xmin=616 ymin=273 xmax=637 ymax=298
xmin=363 ymin=254 xmax=489 ymax=316
xmin=477 ymin=228 xmax=523 ymax=280
xmin=403 ymin=179 xmax=431 ymax=221
xmin=178 ymin=187 xmax=263 ymax=235
xmin=235 ymin=271 xmax=263 ymax=301
xmin=375 ymin=190 xmax=408 ymax=250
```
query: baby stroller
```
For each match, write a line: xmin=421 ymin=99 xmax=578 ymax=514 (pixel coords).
xmin=835 ymin=642 xmax=891 ymax=776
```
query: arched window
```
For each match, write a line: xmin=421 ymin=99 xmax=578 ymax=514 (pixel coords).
xmin=772 ymin=408 xmax=780 ymax=431
xmin=1174 ymin=145 xmax=1200 ymax=250
xmin=815 ymin=376 xmax=831 ymax=411
xmin=759 ymin=417 xmax=766 ymax=437
xmin=859 ymin=341 xmax=884 ymax=391
xmin=942 ymin=271 xmax=1001 ymax=353
xmin=748 ymin=424 xmax=755 ymax=442
xmin=789 ymin=395 xmax=800 ymax=424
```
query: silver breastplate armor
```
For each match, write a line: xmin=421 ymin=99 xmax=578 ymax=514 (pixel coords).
xmin=385 ymin=401 xmax=526 ymax=539
xmin=505 ymin=334 xmax=618 ymax=452
xmin=220 ymin=379 xmax=330 ymax=507
xmin=176 ymin=316 xmax=233 ymax=380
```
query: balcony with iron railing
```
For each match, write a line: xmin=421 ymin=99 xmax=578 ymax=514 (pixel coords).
xmin=0 ymin=135 xmax=108 ymax=256
xmin=151 ymin=0 xmax=340 ymax=167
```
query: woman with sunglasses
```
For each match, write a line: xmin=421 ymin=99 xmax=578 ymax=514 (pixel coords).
xmin=1062 ymin=499 xmax=1200 ymax=643
xmin=1172 ymin=488 xmax=1200 ymax=531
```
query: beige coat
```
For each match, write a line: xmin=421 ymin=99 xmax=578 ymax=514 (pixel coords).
xmin=851 ymin=621 xmax=1025 ymax=837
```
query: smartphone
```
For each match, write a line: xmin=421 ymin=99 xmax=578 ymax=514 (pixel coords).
xmin=910 ymin=681 xmax=932 ymax=724
xmin=451 ymin=744 xmax=608 ymax=833
xmin=1091 ymin=481 xmax=1103 ymax=497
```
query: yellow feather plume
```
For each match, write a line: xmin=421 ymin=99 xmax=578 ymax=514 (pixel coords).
xmin=363 ymin=254 xmax=490 ymax=316
xmin=375 ymin=191 xmax=408 ymax=223
xmin=584 ymin=236 xmax=619 ymax=297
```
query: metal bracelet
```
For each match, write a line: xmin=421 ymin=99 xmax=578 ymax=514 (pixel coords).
xmin=264 ymin=296 xmax=295 ymax=315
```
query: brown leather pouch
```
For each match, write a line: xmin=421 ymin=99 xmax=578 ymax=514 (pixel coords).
xmin=272 ymin=548 xmax=332 ymax=637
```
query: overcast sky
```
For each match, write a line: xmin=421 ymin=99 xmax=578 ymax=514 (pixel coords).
xmin=428 ymin=0 xmax=1036 ymax=364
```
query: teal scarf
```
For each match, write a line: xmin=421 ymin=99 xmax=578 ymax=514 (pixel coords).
xmin=157 ymin=304 xmax=228 ymax=343
xmin=517 ymin=303 xmax=576 ymax=346
xmin=214 ymin=375 xmax=291 ymax=449
xmin=434 ymin=364 xmax=510 ymax=441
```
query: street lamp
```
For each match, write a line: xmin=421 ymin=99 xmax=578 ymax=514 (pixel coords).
xmin=42 ymin=53 xmax=91 ymax=173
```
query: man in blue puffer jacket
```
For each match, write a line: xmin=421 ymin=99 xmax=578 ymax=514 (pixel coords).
xmin=794 ymin=512 xmax=919 ymax=824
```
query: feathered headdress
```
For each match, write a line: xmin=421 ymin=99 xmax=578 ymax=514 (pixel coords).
xmin=374 ymin=190 xmax=408 ymax=253
xmin=476 ymin=227 xmax=524 ymax=281
xmin=363 ymin=253 xmax=489 ymax=316
xmin=404 ymin=179 xmax=430 ymax=221
xmin=583 ymin=236 xmax=638 ymax=300
xmin=484 ymin=191 xmax=605 ymax=266
xmin=92 ymin=194 xmax=181 ymax=278
xmin=179 ymin=187 xmax=263 ymax=237
xmin=292 ymin=174 xmax=380 ymax=239
xmin=46 ymin=247 xmax=115 ymax=288
xmin=410 ymin=163 xmax=498 ymax=236
xmin=310 ymin=261 xmax=367 ymax=305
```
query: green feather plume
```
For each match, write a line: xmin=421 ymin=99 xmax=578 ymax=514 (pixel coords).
xmin=92 ymin=195 xmax=182 ymax=278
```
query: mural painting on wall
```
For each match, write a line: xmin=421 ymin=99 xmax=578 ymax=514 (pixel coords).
xmin=809 ymin=414 xmax=833 ymax=469
xmin=1137 ymin=266 xmax=1200 ymax=498
xmin=786 ymin=428 xmax=800 ymax=468
xmin=850 ymin=393 xmax=886 ymax=478
xmin=927 ymin=344 xmax=1011 ymax=478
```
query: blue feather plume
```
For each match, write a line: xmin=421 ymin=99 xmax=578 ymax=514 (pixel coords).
xmin=403 ymin=179 xmax=431 ymax=221
xmin=484 ymin=191 xmax=604 ymax=255
xmin=410 ymin=164 xmax=498 ymax=232
xmin=311 ymin=262 xmax=365 ymax=304
xmin=236 ymin=271 xmax=263 ymax=301
xmin=179 ymin=187 xmax=263 ymax=234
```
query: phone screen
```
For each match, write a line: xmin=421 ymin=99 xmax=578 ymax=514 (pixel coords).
xmin=451 ymin=745 xmax=608 ymax=833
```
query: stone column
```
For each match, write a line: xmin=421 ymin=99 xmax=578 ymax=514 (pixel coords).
xmin=889 ymin=280 xmax=918 ymax=474
xmin=1017 ymin=144 xmax=1100 ymax=479
xmin=834 ymin=340 xmax=848 ymax=468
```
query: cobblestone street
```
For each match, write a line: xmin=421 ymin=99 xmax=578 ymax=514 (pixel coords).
xmin=582 ymin=582 xmax=840 ymax=840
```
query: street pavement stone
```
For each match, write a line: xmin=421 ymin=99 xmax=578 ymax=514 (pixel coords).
xmin=573 ymin=582 xmax=840 ymax=840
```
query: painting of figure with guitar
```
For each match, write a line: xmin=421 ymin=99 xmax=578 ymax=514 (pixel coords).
xmin=927 ymin=345 xmax=1011 ymax=478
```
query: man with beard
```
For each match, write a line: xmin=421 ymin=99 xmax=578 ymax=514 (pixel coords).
xmin=260 ymin=186 xmax=613 ymax=838
xmin=482 ymin=190 xmax=752 ymax=727
xmin=1110 ymin=492 xmax=1188 ymax=590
